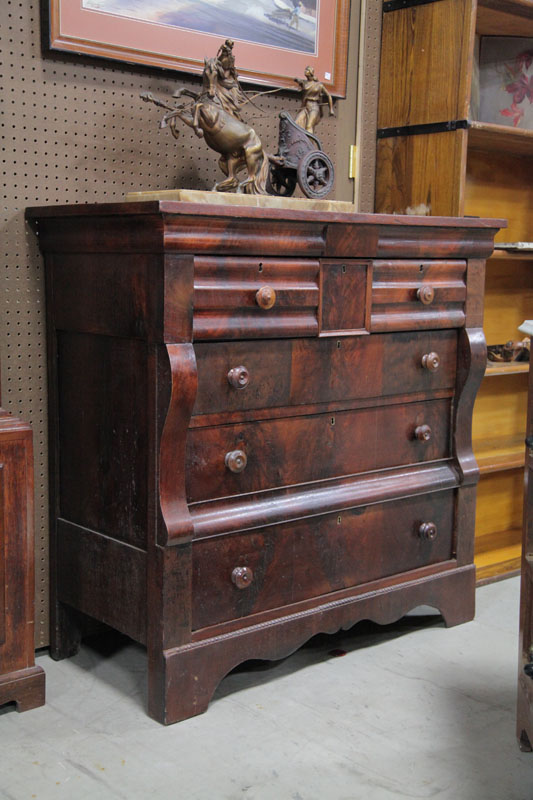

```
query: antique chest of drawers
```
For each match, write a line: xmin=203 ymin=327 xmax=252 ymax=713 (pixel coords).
xmin=26 ymin=201 xmax=502 ymax=724
xmin=0 ymin=400 xmax=45 ymax=712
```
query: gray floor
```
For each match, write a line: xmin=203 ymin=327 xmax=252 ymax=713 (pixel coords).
xmin=2 ymin=577 xmax=533 ymax=799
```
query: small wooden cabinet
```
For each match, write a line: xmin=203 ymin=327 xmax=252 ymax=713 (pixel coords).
xmin=375 ymin=0 xmax=533 ymax=581
xmin=0 ymin=404 xmax=45 ymax=711
xmin=27 ymin=201 xmax=501 ymax=723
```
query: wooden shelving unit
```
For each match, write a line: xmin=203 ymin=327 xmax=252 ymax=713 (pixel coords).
xmin=475 ymin=433 xmax=526 ymax=475
xmin=375 ymin=0 xmax=533 ymax=583
xmin=469 ymin=122 xmax=533 ymax=158
xmin=485 ymin=363 xmax=530 ymax=376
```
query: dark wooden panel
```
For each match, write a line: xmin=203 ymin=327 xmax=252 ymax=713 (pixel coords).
xmin=0 ymin=465 xmax=5 ymax=645
xmin=0 ymin=412 xmax=45 ymax=710
xmin=192 ymin=330 xmax=458 ymax=418
xmin=165 ymin=216 xmax=327 ymax=256
xmin=57 ymin=520 xmax=147 ymax=644
xmin=192 ymin=490 xmax=455 ymax=629
xmin=320 ymin=261 xmax=370 ymax=334
xmin=57 ymin=332 xmax=149 ymax=549
xmin=186 ymin=398 xmax=452 ymax=503
xmin=49 ymin=252 xmax=161 ymax=339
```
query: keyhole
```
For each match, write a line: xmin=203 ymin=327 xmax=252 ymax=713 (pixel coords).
xmin=342 ymin=264 xmax=347 ymax=273
xmin=258 ymin=263 xmax=263 ymax=272
xmin=336 ymin=340 xmax=341 ymax=349
xmin=337 ymin=516 xmax=342 ymax=525
xmin=331 ymin=416 xmax=335 ymax=426
xmin=419 ymin=264 xmax=424 ymax=272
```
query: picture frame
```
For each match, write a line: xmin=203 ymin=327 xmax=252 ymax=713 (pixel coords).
xmin=48 ymin=0 xmax=351 ymax=97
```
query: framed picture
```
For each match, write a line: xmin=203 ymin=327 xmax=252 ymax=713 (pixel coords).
xmin=49 ymin=0 xmax=351 ymax=97
xmin=478 ymin=37 xmax=533 ymax=129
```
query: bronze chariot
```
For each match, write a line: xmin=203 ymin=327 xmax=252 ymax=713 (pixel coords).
xmin=266 ymin=111 xmax=335 ymax=199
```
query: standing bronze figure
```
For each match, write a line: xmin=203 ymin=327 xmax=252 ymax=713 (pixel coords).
xmin=294 ymin=66 xmax=335 ymax=134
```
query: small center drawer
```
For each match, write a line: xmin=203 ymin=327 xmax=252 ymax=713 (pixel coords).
xmin=186 ymin=398 xmax=451 ymax=503
xmin=191 ymin=490 xmax=455 ymax=630
xmin=192 ymin=330 xmax=458 ymax=419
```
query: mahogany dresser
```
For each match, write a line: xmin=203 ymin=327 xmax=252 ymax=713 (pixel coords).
xmin=26 ymin=201 xmax=502 ymax=724
xmin=0 ymin=391 xmax=45 ymax=711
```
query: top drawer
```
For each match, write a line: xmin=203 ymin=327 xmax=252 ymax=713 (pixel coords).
xmin=192 ymin=257 xmax=467 ymax=340
xmin=193 ymin=256 xmax=320 ymax=340
xmin=371 ymin=260 xmax=467 ymax=332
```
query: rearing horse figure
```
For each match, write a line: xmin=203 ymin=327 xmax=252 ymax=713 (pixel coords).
xmin=161 ymin=58 xmax=269 ymax=194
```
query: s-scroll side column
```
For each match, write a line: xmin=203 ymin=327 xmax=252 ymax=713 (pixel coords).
xmin=148 ymin=251 xmax=197 ymax=724
xmin=453 ymin=258 xmax=487 ymax=572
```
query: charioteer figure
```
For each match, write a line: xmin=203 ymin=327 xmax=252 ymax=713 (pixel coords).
xmin=294 ymin=66 xmax=335 ymax=134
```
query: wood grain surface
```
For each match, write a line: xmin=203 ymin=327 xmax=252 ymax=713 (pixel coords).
xmin=28 ymin=201 xmax=501 ymax=723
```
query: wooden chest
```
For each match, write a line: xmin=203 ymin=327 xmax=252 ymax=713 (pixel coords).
xmin=0 ymin=406 xmax=45 ymax=712
xmin=27 ymin=201 xmax=502 ymax=724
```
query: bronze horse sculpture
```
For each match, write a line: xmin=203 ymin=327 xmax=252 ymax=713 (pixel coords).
xmin=143 ymin=58 xmax=269 ymax=194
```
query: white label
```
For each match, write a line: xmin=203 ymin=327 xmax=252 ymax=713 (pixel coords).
xmin=324 ymin=72 xmax=331 ymax=80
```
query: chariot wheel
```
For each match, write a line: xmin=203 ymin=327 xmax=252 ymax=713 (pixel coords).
xmin=266 ymin=165 xmax=297 ymax=197
xmin=296 ymin=150 xmax=334 ymax=199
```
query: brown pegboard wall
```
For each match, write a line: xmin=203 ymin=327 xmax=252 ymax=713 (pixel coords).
xmin=0 ymin=0 xmax=345 ymax=647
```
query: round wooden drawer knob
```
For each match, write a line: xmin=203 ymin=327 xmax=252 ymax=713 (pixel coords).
xmin=225 ymin=449 xmax=247 ymax=473
xmin=414 ymin=424 xmax=432 ymax=442
xmin=419 ymin=522 xmax=438 ymax=541
xmin=417 ymin=285 xmax=435 ymax=305
xmin=231 ymin=566 xmax=254 ymax=589
xmin=227 ymin=366 xmax=250 ymax=389
xmin=256 ymin=286 xmax=276 ymax=310
xmin=421 ymin=352 xmax=440 ymax=372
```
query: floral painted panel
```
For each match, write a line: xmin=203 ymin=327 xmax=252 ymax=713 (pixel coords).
xmin=479 ymin=37 xmax=533 ymax=130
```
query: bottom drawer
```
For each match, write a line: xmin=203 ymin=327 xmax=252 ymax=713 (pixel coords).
xmin=192 ymin=490 xmax=454 ymax=630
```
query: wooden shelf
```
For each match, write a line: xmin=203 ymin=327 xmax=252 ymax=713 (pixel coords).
xmin=485 ymin=361 xmax=530 ymax=376
xmin=474 ymin=434 xmax=525 ymax=475
xmin=477 ymin=0 xmax=533 ymax=36
xmin=490 ymin=250 xmax=533 ymax=261
xmin=475 ymin=527 xmax=522 ymax=582
xmin=468 ymin=122 xmax=533 ymax=158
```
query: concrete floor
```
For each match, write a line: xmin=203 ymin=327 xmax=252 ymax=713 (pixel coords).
xmin=2 ymin=576 xmax=533 ymax=800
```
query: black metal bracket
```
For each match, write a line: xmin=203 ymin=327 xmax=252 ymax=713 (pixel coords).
xmin=377 ymin=120 xmax=470 ymax=138
xmin=383 ymin=0 xmax=445 ymax=12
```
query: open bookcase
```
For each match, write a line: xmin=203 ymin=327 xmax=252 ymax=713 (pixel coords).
xmin=375 ymin=0 xmax=533 ymax=581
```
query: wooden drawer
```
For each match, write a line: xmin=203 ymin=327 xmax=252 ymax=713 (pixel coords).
xmin=186 ymin=398 xmax=451 ymax=503
xmin=193 ymin=256 xmax=320 ymax=340
xmin=192 ymin=490 xmax=455 ymax=630
xmin=192 ymin=329 xmax=458 ymax=419
xmin=371 ymin=260 xmax=467 ymax=331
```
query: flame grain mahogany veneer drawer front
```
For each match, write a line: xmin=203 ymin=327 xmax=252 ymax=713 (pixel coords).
xmin=193 ymin=256 xmax=320 ymax=340
xmin=371 ymin=260 xmax=467 ymax=331
xmin=185 ymin=398 xmax=451 ymax=503
xmin=192 ymin=329 xmax=458 ymax=418
xmin=191 ymin=490 xmax=455 ymax=630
